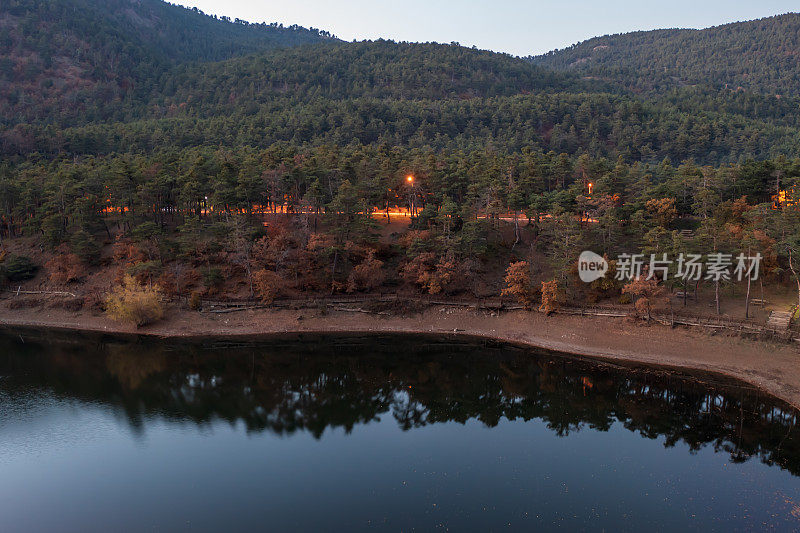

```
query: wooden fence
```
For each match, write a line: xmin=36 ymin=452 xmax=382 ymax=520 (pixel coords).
xmin=4 ymin=286 xmax=793 ymax=341
xmin=189 ymin=294 xmax=796 ymax=340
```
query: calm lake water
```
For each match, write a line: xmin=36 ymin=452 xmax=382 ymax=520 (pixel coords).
xmin=1 ymin=331 xmax=800 ymax=532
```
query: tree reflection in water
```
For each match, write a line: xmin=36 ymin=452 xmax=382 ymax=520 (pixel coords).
xmin=1 ymin=331 xmax=798 ymax=475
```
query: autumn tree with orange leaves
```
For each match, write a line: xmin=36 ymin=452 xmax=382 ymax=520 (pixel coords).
xmin=347 ymin=250 xmax=385 ymax=293
xmin=622 ymin=275 xmax=667 ymax=321
xmin=46 ymin=245 xmax=83 ymax=285
xmin=501 ymin=261 xmax=533 ymax=308
xmin=539 ymin=280 xmax=559 ymax=315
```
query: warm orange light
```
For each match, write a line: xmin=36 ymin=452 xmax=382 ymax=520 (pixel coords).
xmin=406 ymin=175 xmax=414 ymax=183
xmin=587 ymin=182 xmax=593 ymax=195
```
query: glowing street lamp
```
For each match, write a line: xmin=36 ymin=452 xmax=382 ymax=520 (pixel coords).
xmin=406 ymin=175 xmax=417 ymax=217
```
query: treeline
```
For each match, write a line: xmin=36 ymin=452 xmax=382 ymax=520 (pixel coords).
xmin=5 ymin=91 xmax=800 ymax=165
xmin=3 ymin=144 xmax=800 ymax=311
xmin=4 ymin=146 xmax=796 ymax=241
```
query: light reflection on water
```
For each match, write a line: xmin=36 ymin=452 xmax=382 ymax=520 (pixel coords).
xmin=0 ymin=331 xmax=799 ymax=531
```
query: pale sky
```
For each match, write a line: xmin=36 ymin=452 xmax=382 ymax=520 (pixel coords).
xmin=176 ymin=0 xmax=799 ymax=56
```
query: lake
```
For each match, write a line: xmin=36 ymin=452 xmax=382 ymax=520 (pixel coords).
xmin=1 ymin=331 xmax=799 ymax=531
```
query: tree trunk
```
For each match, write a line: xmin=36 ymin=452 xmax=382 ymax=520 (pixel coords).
xmin=511 ymin=211 xmax=520 ymax=252
xmin=745 ymin=274 xmax=751 ymax=319
xmin=682 ymin=277 xmax=688 ymax=307
xmin=789 ymin=249 xmax=800 ymax=310
xmin=744 ymin=246 xmax=751 ymax=319
xmin=330 ymin=249 xmax=339 ymax=295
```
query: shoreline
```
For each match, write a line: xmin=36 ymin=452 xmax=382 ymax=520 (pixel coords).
xmin=2 ymin=305 xmax=800 ymax=409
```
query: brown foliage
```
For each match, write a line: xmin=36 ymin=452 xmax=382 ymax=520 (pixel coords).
xmin=156 ymin=264 xmax=199 ymax=297
xmin=253 ymin=226 xmax=300 ymax=271
xmin=539 ymin=280 xmax=559 ymax=315
xmin=622 ymin=275 xmax=667 ymax=320
xmin=45 ymin=246 xmax=83 ymax=285
xmin=401 ymin=252 xmax=460 ymax=295
xmin=156 ymin=270 xmax=177 ymax=296
xmin=112 ymin=239 xmax=144 ymax=264
xmin=253 ymin=269 xmax=285 ymax=304
xmin=501 ymin=261 xmax=533 ymax=308
xmin=646 ymin=198 xmax=677 ymax=227
xmin=188 ymin=291 xmax=202 ymax=311
xmin=347 ymin=251 xmax=385 ymax=293
xmin=111 ymin=238 xmax=149 ymax=284
xmin=305 ymin=232 xmax=335 ymax=252
xmin=397 ymin=230 xmax=431 ymax=249
xmin=157 ymin=264 xmax=199 ymax=298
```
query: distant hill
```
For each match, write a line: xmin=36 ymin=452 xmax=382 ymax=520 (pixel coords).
xmin=151 ymin=40 xmax=589 ymax=108
xmin=0 ymin=0 xmax=334 ymax=125
xmin=4 ymin=1 xmax=800 ymax=165
xmin=531 ymin=13 xmax=800 ymax=96
xmin=5 ymin=39 xmax=793 ymax=165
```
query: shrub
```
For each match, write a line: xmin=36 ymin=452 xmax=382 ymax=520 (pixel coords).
xmin=646 ymin=198 xmax=678 ymax=228
xmin=347 ymin=251 xmax=385 ymax=292
xmin=126 ymin=260 xmax=162 ymax=283
xmin=539 ymin=280 xmax=559 ymax=315
xmin=253 ymin=269 xmax=285 ymax=304
xmin=4 ymin=255 xmax=38 ymax=281
xmin=622 ymin=275 xmax=667 ymax=321
xmin=105 ymin=275 xmax=165 ymax=327
xmin=189 ymin=291 xmax=202 ymax=310
xmin=46 ymin=247 xmax=83 ymax=285
xmin=401 ymin=252 xmax=454 ymax=295
xmin=203 ymin=267 xmax=224 ymax=293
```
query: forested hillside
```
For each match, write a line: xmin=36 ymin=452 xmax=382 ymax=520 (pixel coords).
xmin=3 ymin=36 xmax=800 ymax=164
xmin=3 ymin=1 xmax=800 ymax=319
xmin=532 ymin=13 xmax=800 ymax=96
xmin=0 ymin=0 xmax=333 ymax=126
xmin=4 ymin=3 xmax=800 ymax=164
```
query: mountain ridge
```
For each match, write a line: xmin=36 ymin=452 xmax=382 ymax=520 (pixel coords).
xmin=3 ymin=2 xmax=800 ymax=165
xmin=0 ymin=0 xmax=334 ymax=125
xmin=531 ymin=13 xmax=800 ymax=96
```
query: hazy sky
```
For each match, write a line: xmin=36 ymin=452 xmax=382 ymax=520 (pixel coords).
xmin=177 ymin=1 xmax=799 ymax=56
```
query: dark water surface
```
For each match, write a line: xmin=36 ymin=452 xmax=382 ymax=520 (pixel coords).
xmin=1 ymin=331 xmax=800 ymax=532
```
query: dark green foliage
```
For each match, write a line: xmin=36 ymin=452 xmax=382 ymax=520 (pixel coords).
xmin=3 ymin=255 xmax=38 ymax=282
xmin=126 ymin=260 xmax=162 ymax=280
xmin=532 ymin=14 xmax=800 ymax=97
xmin=1 ymin=0 xmax=333 ymax=126
xmin=70 ymin=230 xmax=101 ymax=264
xmin=3 ymin=1 xmax=800 ymax=166
xmin=3 ymin=0 xmax=800 ymax=304
xmin=203 ymin=267 xmax=224 ymax=290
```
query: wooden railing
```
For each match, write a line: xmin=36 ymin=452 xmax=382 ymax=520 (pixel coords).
xmin=188 ymin=294 xmax=795 ymax=339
